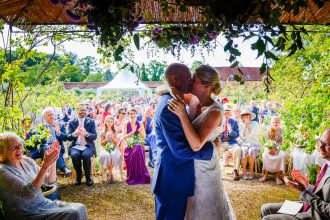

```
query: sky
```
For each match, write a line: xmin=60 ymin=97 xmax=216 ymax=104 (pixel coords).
xmin=2 ymin=25 xmax=264 ymax=70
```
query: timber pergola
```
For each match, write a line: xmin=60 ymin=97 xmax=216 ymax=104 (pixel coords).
xmin=0 ymin=0 xmax=329 ymax=27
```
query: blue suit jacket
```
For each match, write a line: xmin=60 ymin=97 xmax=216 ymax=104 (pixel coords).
xmin=152 ymin=94 xmax=213 ymax=199
xmin=220 ymin=118 xmax=239 ymax=145
xmin=67 ymin=117 xmax=97 ymax=156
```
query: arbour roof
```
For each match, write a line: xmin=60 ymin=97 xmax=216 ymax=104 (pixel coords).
xmin=0 ymin=0 xmax=329 ymax=26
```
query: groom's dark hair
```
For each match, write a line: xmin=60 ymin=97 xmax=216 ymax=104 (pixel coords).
xmin=165 ymin=63 xmax=190 ymax=86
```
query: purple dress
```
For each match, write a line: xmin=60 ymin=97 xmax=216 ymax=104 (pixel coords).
xmin=124 ymin=121 xmax=150 ymax=185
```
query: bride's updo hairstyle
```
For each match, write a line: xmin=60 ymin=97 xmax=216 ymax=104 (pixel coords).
xmin=194 ymin=65 xmax=222 ymax=95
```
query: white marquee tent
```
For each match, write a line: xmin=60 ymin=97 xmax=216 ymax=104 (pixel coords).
xmin=96 ymin=69 xmax=152 ymax=97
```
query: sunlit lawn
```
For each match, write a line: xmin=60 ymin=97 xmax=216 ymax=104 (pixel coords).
xmin=58 ymin=155 xmax=299 ymax=220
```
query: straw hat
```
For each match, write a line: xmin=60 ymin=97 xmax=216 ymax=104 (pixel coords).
xmin=240 ymin=109 xmax=256 ymax=120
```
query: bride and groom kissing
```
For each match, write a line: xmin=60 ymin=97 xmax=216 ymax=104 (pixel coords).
xmin=152 ymin=63 xmax=230 ymax=220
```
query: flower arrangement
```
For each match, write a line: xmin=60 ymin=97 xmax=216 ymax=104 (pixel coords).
xmin=264 ymin=140 xmax=278 ymax=151
xmin=24 ymin=124 xmax=51 ymax=151
xmin=104 ymin=142 xmax=116 ymax=153
xmin=126 ymin=134 xmax=144 ymax=149
xmin=294 ymin=132 xmax=309 ymax=149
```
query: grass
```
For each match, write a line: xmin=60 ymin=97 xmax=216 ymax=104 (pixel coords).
xmin=58 ymin=157 xmax=300 ymax=220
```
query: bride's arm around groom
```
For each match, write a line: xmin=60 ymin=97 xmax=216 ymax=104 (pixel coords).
xmin=151 ymin=63 xmax=214 ymax=220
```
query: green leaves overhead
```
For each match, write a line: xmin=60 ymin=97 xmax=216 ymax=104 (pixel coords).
xmin=251 ymin=38 xmax=266 ymax=58
xmin=133 ymin=34 xmax=140 ymax=50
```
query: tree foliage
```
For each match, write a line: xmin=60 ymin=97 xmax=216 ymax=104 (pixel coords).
xmin=269 ymin=31 xmax=330 ymax=153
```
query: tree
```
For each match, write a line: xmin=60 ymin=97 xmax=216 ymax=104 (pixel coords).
xmin=147 ymin=60 xmax=165 ymax=81
xmin=270 ymin=31 xmax=330 ymax=153
xmin=104 ymin=69 xmax=114 ymax=82
xmin=190 ymin=60 xmax=203 ymax=72
xmin=140 ymin=63 xmax=149 ymax=81
xmin=84 ymin=72 xmax=105 ymax=82
xmin=59 ymin=64 xmax=85 ymax=82
xmin=78 ymin=56 xmax=101 ymax=76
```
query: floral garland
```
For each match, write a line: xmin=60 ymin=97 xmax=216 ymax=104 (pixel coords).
xmin=126 ymin=134 xmax=144 ymax=149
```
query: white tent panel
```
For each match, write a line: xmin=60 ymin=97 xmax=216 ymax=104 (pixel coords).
xmin=97 ymin=69 xmax=151 ymax=96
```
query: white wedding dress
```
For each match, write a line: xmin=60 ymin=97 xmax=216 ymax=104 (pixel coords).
xmin=185 ymin=102 xmax=230 ymax=220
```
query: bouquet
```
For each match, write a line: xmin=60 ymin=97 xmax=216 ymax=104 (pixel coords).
xmin=24 ymin=124 xmax=51 ymax=151
xmin=264 ymin=140 xmax=278 ymax=150
xmin=104 ymin=142 xmax=116 ymax=152
xmin=126 ymin=134 xmax=144 ymax=149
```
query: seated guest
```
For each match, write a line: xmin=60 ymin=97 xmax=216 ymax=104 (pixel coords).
xmin=239 ymin=109 xmax=260 ymax=180
xmin=61 ymin=103 xmax=73 ymax=124
xmin=0 ymin=132 xmax=88 ymax=220
xmin=41 ymin=107 xmax=71 ymax=176
xmin=26 ymin=107 xmax=71 ymax=176
xmin=262 ymin=102 xmax=276 ymax=122
xmin=142 ymin=107 xmax=155 ymax=168
xmin=249 ymin=100 xmax=259 ymax=123
xmin=259 ymin=116 xmax=287 ymax=185
xmin=99 ymin=116 xmax=123 ymax=184
xmin=68 ymin=104 xmax=97 ymax=186
xmin=123 ymin=107 xmax=150 ymax=185
xmin=261 ymin=129 xmax=330 ymax=220
xmin=220 ymin=107 xmax=241 ymax=181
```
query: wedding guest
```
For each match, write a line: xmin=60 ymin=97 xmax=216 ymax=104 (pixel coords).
xmin=239 ymin=109 xmax=260 ymax=180
xmin=259 ymin=116 xmax=287 ymax=185
xmin=261 ymin=129 xmax=330 ymax=220
xmin=249 ymin=100 xmax=259 ymax=123
xmin=115 ymin=108 xmax=127 ymax=168
xmin=142 ymin=107 xmax=155 ymax=168
xmin=39 ymin=107 xmax=71 ymax=176
xmin=232 ymin=105 xmax=241 ymax=122
xmin=220 ymin=107 xmax=241 ymax=181
xmin=0 ymin=132 xmax=88 ymax=219
xmin=262 ymin=102 xmax=276 ymax=122
xmin=61 ymin=103 xmax=73 ymax=124
xmin=99 ymin=116 xmax=123 ymax=184
xmin=122 ymin=107 xmax=150 ymax=185
xmin=100 ymin=104 xmax=111 ymax=127
xmin=68 ymin=104 xmax=97 ymax=186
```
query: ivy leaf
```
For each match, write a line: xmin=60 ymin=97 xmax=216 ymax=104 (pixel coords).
xmin=130 ymin=66 xmax=134 ymax=73
xmin=287 ymin=43 xmax=297 ymax=56
xmin=259 ymin=63 xmax=266 ymax=73
xmin=120 ymin=63 xmax=129 ymax=69
xmin=265 ymin=51 xmax=279 ymax=60
xmin=263 ymin=36 xmax=274 ymax=46
xmin=133 ymin=34 xmax=140 ymax=50
xmin=229 ymin=48 xmax=241 ymax=56
xmin=251 ymin=38 xmax=266 ymax=58
xmin=229 ymin=55 xmax=236 ymax=63
xmin=234 ymin=75 xmax=241 ymax=82
xmin=230 ymin=61 xmax=239 ymax=68
xmin=114 ymin=55 xmax=122 ymax=61
xmin=224 ymin=40 xmax=233 ymax=52
xmin=114 ymin=45 xmax=124 ymax=56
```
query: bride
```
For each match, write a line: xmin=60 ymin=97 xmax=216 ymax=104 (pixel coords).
xmin=168 ymin=65 xmax=230 ymax=220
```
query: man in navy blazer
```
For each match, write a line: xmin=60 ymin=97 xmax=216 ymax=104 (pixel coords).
xmin=152 ymin=63 xmax=214 ymax=220
xmin=220 ymin=107 xmax=241 ymax=180
xmin=67 ymin=104 xmax=97 ymax=186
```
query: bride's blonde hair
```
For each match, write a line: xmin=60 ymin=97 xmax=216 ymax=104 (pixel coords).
xmin=194 ymin=65 xmax=222 ymax=95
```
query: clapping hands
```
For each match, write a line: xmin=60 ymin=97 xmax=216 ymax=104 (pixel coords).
xmin=43 ymin=141 xmax=60 ymax=168
xmin=284 ymin=169 xmax=309 ymax=192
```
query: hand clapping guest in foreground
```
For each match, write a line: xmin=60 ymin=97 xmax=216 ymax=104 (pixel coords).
xmin=0 ymin=132 xmax=88 ymax=220
xmin=261 ymin=129 xmax=330 ymax=220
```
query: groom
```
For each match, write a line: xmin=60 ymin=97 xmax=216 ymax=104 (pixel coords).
xmin=152 ymin=63 xmax=214 ymax=220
